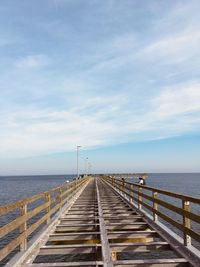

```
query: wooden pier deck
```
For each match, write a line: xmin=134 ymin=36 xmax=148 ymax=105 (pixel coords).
xmin=0 ymin=176 xmax=200 ymax=266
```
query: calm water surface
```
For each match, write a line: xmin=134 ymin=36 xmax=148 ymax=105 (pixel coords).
xmin=0 ymin=175 xmax=75 ymax=205
xmin=0 ymin=173 xmax=199 ymax=205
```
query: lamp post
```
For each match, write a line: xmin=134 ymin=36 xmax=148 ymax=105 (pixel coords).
xmin=77 ymin=145 xmax=81 ymax=179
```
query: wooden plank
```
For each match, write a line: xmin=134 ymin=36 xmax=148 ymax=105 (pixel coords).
xmin=96 ymin=179 xmax=114 ymax=267
xmin=60 ymin=218 xmax=98 ymax=223
xmin=39 ymin=244 xmax=100 ymax=254
xmin=55 ymin=226 xmax=97 ymax=232
xmin=108 ymin=222 xmax=146 ymax=225
xmin=27 ymin=262 xmax=103 ymax=266
xmin=106 ymin=225 xmax=148 ymax=230
xmin=107 ymin=232 xmax=158 ymax=239
xmin=57 ymin=223 xmax=99 ymax=226
xmin=104 ymin=217 xmax=143 ymax=222
xmin=114 ymin=258 xmax=188 ymax=267
xmin=66 ymin=211 xmax=98 ymax=215
xmin=49 ymin=234 xmax=99 ymax=241
xmin=103 ymin=215 xmax=141 ymax=220
xmin=110 ymin=241 xmax=170 ymax=252
xmin=50 ymin=231 xmax=100 ymax=236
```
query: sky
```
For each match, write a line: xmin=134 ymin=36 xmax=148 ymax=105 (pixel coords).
xmin=0 ymin=0 xmax=200 ymax=175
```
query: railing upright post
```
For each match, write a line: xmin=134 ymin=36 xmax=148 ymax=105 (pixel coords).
xmin=122 ymin=178 xmax=125 ymax=196
xmin=74 ymin=180 xmax=77 ymax=193
xmin=19 ymin=204 xmax=27 ymax=251
xmin=182 ymin=200 xmax=191 ymax=246
xmin=138 ymin=187 xmax=142 ymax=210
xmin=59 ymin=188 xmax=62 ymax=211
xmin=128 ymin=184 xmax=132 ymax=202
xmin=45 ymin=192 xmax=51 ymax=224
xmin=152 ymin=191 xmax=158 ymax=221
xmin=131 ymin=184 xmax=134 ymax=203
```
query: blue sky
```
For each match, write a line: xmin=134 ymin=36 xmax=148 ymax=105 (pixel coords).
xmin=0 ymin=0 xmax=200 ymax=175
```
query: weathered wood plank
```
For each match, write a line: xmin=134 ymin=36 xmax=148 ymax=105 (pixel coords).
xmin=114 ymin=258 xmax=188 ymax=267
xmin=96 ymin=179 xmax=113 ymax=267
xmin=39 ymin=244 xmax=100 ymax=254
xmin=110 ymin=241 xmax=170 ymax=252
xmin=27 ymin=262 xmax=103 ymax=266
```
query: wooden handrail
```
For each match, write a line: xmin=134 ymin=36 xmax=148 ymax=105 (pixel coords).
xmin=112 ymin=178 xmax=200 ymax=204
xmin=0 ymin=176 xmax=89 ymax=262
xmin=103 ymin=176 xmax=200 ymax=248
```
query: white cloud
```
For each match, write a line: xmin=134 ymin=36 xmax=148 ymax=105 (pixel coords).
xmin=1 ymin=81 xmax=200 ymax=159
xmin=15 ymin=55 xmax=50 ymax=69
xmin=139 ymin=29 xmax=200 ymax=64
xmin=152 ymin=82 xmax=200 ymax=119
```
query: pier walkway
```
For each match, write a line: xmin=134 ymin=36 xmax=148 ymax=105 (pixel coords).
xmin=0 ymin=176 xmax=200 ymax=266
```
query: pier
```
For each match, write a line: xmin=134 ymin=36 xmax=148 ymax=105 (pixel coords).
xmin=0 ymin=176 xmax=200 ymax=266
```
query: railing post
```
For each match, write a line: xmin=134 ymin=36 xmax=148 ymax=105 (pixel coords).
xmin=131 ymin=184 xmax=134 ymax=203
xmin=182 ymin=200 xmax=191 ymax=246
xmin=45 ymin=192 xmax=51 ymax=224
xmin=122 ymin=178 xmax=125 ymax=195
xmin=138 ymin=187 xmax=142 ymax=210
xmin=128 ymin=184 xmax=132 ymax=202
xmin=152 ymin=191 xmax=158 ymax=221
xmin=59 ymin=188 xmax=62 ymax=211
xmin=19 ymin=204 xmax=27 ymax=251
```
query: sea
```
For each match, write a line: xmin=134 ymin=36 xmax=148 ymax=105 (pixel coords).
xmin=0 ymin=173 xmax=199 ymax=206
xmin=0 ymin=173 xmax=199 ymax=265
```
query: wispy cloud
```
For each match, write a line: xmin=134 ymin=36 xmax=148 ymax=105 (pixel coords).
xmin=15 ymin=55 xmax=50 ymax=69
xmin=138 ymin=29 xmax=200 ymax=65
xmin=152 ymin=82 xmax=200 ymax=119
xmin=1 ymin=80 xmax=200 ymax=159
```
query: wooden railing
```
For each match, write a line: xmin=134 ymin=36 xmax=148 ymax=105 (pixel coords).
xmin=103 ymin=176 xmax=200 ymax=248
xmin=0 ymin=176 xmax=89 ymax=263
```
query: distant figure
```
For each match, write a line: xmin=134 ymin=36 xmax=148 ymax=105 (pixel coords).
xmin=66 ymin=180 xmax=69 ymax=183
xmin=139 ymin=177 xmax=146 ymax=185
